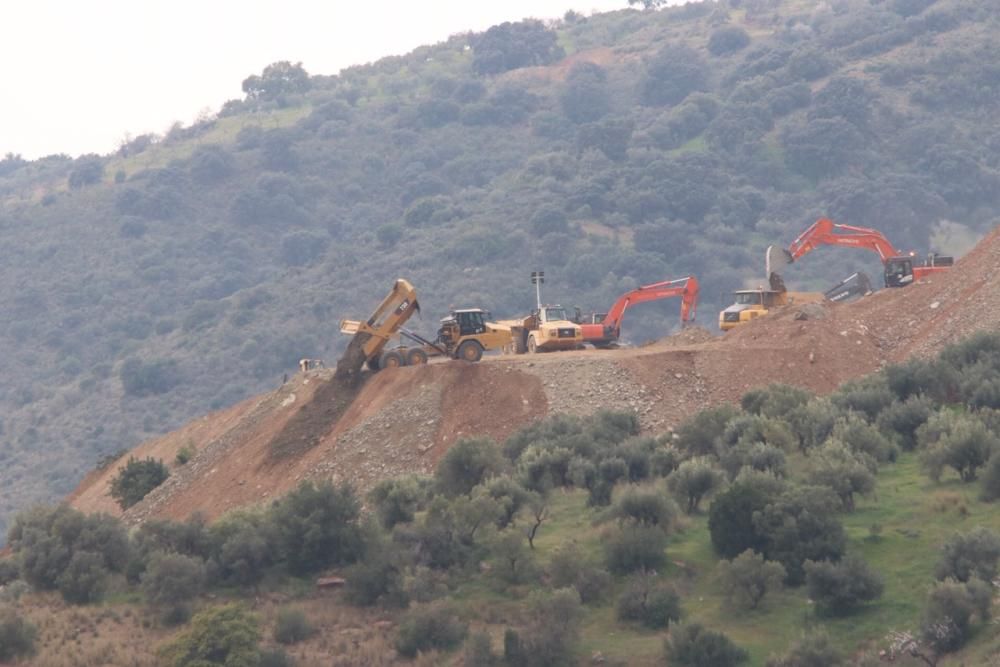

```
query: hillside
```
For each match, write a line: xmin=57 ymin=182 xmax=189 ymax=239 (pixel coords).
xmin=12 ymin=222 xmax=1000 ymax=666
xmin=3 ymin=0 xmax=1000 ymax=537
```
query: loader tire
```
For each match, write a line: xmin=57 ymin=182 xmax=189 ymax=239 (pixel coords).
xmin=406 ymin=348 xmax=428 ymax=366
xmin=512 ymin=333 xmax=527 ymax=354
xmin=457 ymin=340 xmax=484 ymax=363
xmin=367 ymin=357 xmax=381 ymax=372
xmin=381 ymin=350 xmax=405 ymax=369
xmin=527 ymin=335 xmax=538 ymax=354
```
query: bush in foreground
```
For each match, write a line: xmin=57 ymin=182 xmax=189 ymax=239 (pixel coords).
xmin=616 ymin=573 xmax=681 ymax=629
xmin=804 ymin=556 xmax=884 ymax=615
xmin=664 ymin=623 xmax=748 ymax=667
xmin=395 ymin=603 xmax=468 ymax=658
xmin=110 ymin=457 xmax=169 ymax=510
xmin=766 ymin=632 xmax=845 ymax=667
xmin=273 ymin=607 xmax=316 ymax=645
xmin=718 ymin=549 xmax=785 ymax=610
xmin=158 ymin=604 xmax=260 ymax=667
xmin=935 ymin=527 xmax=1000 ymax=583
xmin=604 ymin=524 xmax=667 ymax=574
xmin=0 ymin=605 xmax=37 ymax=662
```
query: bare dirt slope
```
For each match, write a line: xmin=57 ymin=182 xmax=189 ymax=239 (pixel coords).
xmin=68 ymin=225 xmax=1000 ymax=524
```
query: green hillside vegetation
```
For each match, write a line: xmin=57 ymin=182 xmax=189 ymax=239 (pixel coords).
xmin=9 ymin=331 xmax=1000 ymax=665
xmin=2 ymin=0 xmax=1000 ymax=536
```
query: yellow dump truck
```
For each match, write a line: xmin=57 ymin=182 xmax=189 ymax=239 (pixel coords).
xmin=339 ymin=280 xmax=513 ymax=370
xmin=718 ymin=288 xmax=824 ymax=331
xmin=499 ymin=305 xmax=584 ymax=353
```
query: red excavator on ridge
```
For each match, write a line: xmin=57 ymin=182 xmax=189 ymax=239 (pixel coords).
xmin=577 ymin=276 xmax=699 ymax=348
xmin=766 ymin=217 xmax=953 ymax=291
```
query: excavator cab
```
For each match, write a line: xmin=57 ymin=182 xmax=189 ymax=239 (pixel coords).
xmin=884 ymin=258 xmax=914 ymax=288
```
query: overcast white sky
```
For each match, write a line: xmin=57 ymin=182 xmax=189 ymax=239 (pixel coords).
xmin=0 ymin=0 xmax=649 ymax=160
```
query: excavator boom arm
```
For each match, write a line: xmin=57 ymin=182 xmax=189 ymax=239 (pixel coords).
xmin=788 ymin=217 xmax=901 ymax=263
xmin=603 ymin=276 xmax=699 ymax=331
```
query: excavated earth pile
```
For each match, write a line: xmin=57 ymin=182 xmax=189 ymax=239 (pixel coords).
xmin=68 ymin=225 xmax=1000 ymax=525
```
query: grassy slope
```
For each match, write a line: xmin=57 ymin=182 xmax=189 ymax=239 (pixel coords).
xmin=447 ymin=453 xmax=999 ymax=665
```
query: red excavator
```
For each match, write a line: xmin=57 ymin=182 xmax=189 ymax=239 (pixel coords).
xmin=766 ymin=218 xmax=953 ymax=290
xmin=577 ymin=276 xmax=699 ymax=347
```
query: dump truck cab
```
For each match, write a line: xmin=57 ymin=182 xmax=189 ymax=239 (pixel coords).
xmin=719 ymin=288 xmax=824 ymax=331
xmin=524 ymin=305 xmax=584 ymax=352
xmin=720 ymin=289 xmax=782 ymax=331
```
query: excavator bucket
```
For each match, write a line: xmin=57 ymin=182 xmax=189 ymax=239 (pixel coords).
xmin=765 ymin=244 xmax=794 ymax=279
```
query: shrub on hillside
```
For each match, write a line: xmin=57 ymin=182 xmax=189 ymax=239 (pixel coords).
xmin=616 ymin=573 xmax=681 ymax=629
xmin=833 ymin=414 xmax=896 ymax=463
xmin=436 ymin=437 xmax=505 ymax=497
xmin=7 ymin=504 xmax=129 ymax=591
xmin=708 ymin=26 xmax=751 ymax=55
xmin=830 ymin=377 xmax=894 ymax=421
xmin=640 ymin=45 xmax=709 ymax=107
xmin=368 ymin=476 xmax=427 ymax=529
xmin=273 ymin=607 xmax=316 ymax=645
xmin=483 ymin=475 xmax=531 ymax=528
xmin=110 ymin=457 xmax=170 ymax=510
xmin=158 ymin=604 xmax=260 ymax=667
xmin=664 ymin=623 xmax=749 ymax=667
xmin=920 ymin=578 xmax=992 ymax=654
xmin=208 ymin=512 xmax=274 ymax=587
xmin=344 ymin=552 xmax=407 ymax=607
xmin=395 ymin=603 xmax=468 ymax=658
xmin=766 ymin=632 xmax=845 ymax=667
xmin=489 ymin=531 xmax=539 ymax=588
xmin=57 ymin=551 xmax=109 ymax=604
xmin=708 ymin=471 xmax=786 ymax=559
xmin=718 ymin=549 xmax=786 ymax=610
xmin=752 ymin=486 xmax=846 ymax=585
xmin=141 ymin=551 xmax=207 ymax=624
xmin=119 ymin=357 xmax=181 ymax=397
xmin=604 ymin=524 xmax=667 ymax=574
xmin=804 ymin=556 xmax=884 ymax=615
xmin=918 ymin=411 xmax=998 ymax=482
xmin=740 ymin=384 xmax=812 ymax=419
xmin=0 ymin=560 xmax=18 ymax=586
xmin=611 ymin=484 xmax=679 ymax=531
xmin=267 ymin=481 xmax=365 ymax=575
xmin=509 ymin=589 xmax=583 ymax=667
xmin=668 ymin=457 xmax=726 ymax=513
xmin=547 ymin=546 xmax=611 ymax=604
xmin=673 ymin=404 xmax=741 ymax=456
xmin=980 ymin=451 xmax=1000 ymax=501
xmin=806 ymin=440 xmax=877 ymax=512
xmin=934 ymin=527 xmax=1000 ymax=583
xmin=876 ymin=396 xmax=934 ymax=451
xmin=0 ymin=605 xmax=37 ymax=662
xmin=463 ymin=632 xmax=498 ymax=667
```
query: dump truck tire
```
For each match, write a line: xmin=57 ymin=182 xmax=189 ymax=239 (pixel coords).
xmin=512 ymin=333 xmax=526 ymax=354
xmin=406 ymin=348 xmax=428 ymax=366
xmin=457 ymin=340 xmax=483 ymax=362
xmin=381 ymin=350 xmax=405 ymax=368
xmin=527 ymin=335 xmax=538 ymax=353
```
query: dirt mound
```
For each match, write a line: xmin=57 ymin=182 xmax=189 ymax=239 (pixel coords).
xmin=812 ymin=224 xmax=1000 ymax=362
xmin=265 ymin=372 xmax=365 ymax=462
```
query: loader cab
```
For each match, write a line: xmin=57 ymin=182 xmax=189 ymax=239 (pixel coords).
xmin=884 ymin=257 xmax=914 ymax=288
xmin=454 ymin=309 xmax=488 ymax=335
